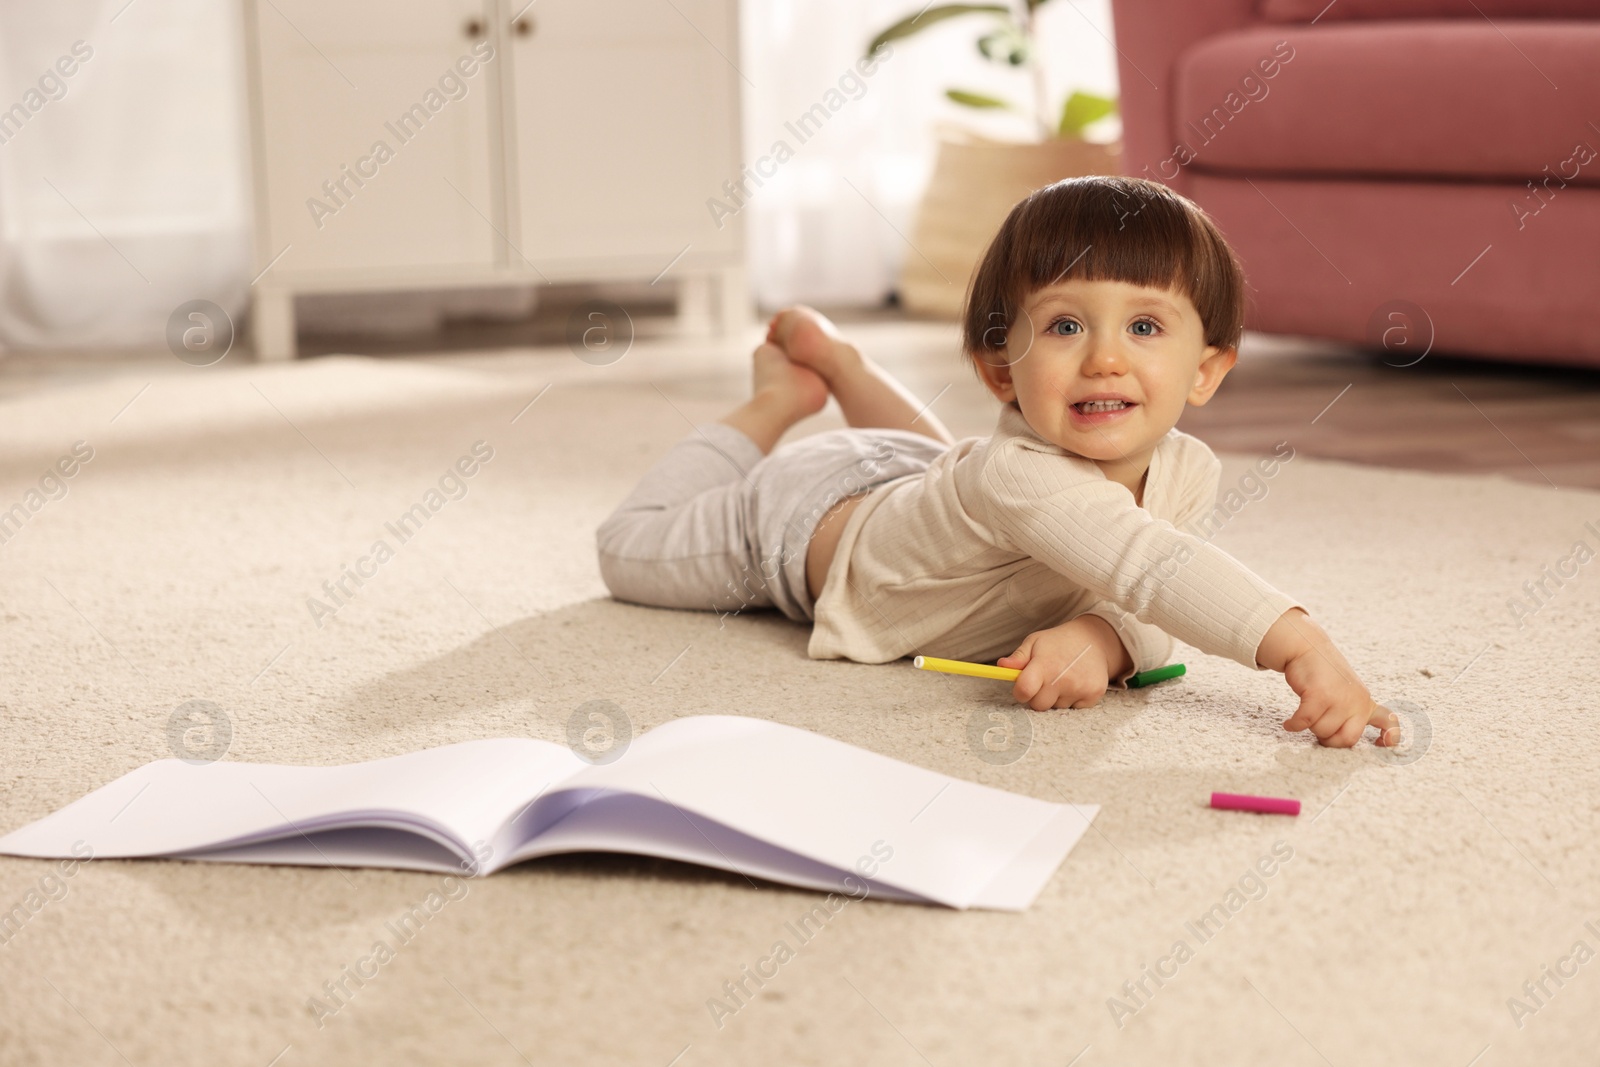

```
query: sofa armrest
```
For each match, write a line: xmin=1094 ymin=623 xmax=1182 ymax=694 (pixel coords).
xmin=1108 ymin=0 xmax=1263 ymax=194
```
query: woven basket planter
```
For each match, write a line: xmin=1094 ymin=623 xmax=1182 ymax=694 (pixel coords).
xmin=900 ymin=132 xmax=1123 ymax=318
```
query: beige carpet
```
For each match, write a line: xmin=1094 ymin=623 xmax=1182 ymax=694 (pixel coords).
xmin=1 ymin=328 xmax=1597 ymax=1066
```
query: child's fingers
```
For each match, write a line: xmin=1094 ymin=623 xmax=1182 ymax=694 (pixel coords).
xmin=1012 ymin=679 xmax=1044 ymax=710
xmin=1324 ymin=711 xmax=1368 ymax=748
xmin=1282 ymin=698 xmax=1322 ymax=734
xmin=1370 ymin=703 xmax=1401 ymax=746
xmin=998 ymin=635 xmax=1038 ymax=669
xmin=1064 ymin=681 xmax=1108 ymax=710
xmin=1001 ymin=663 xmax=1032 ymax=706
xmin=1314 ymin=700 xmax=1396 ymax=748
xmin=1286 ymin=700 xmax=1344 ymax=741
xmin=1012 ymin=662 xmax=1049 ymax=709
xmin=1308 ymin=706 xmax=1353 ymax=742
xmin=1017 ymin=659 xmax=1073 ymax=711
xmin=1002 ymin=650 xmax=1034 ymax=702
xmin=1035 ymin=665 xmax=1105 ymax=712
xmin=1015 ymin=642 xmax=1066 ymax=710
xmin=1307 ymin=699 xmax=1383 ymax=745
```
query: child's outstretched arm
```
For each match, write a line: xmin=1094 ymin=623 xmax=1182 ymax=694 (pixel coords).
xmin=1255 ymin=608 xmax=1400 ymax=748
xmin=977 ymin=447 xmax=1402 ymax=747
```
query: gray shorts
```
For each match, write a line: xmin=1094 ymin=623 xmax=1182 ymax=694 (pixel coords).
xmin=596 ymin=422 xmax=948 ymax=623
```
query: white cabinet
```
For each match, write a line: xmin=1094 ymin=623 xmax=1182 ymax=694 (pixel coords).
xmin=242 ymin=0 xmax=746 ymax=359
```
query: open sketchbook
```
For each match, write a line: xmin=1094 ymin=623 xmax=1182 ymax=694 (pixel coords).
xmin=0 ymin=716 xmax=1097 ymax=911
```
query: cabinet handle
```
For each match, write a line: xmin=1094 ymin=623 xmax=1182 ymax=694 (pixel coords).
xmin=514 ymin=16 xmax=535 ymax=36
xmin=463 ymin=17 xmax=483 ymax=37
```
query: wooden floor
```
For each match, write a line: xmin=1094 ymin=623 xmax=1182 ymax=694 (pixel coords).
xmin=308 ymin=303 xmax=1600 ymax=491
xmin=9 ymin=295 xmax=1595 ymax=490
xmin=1176 ymin=333 xmax=1600 ymax=491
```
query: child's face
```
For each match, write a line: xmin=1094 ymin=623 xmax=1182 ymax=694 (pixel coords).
xmin=974 ymin=278 xmax=1237 ymax=464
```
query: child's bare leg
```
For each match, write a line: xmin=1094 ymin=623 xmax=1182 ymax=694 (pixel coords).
xmin=768 ymin=306 xmax=957 ymax=446
xmin=717 ymin=342 xmax=829 ymax=455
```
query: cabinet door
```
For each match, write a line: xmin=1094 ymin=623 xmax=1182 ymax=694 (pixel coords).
xmin=251 ymin=0 xmax=499 ymax=272
xmin=509 ymin=0 xmax=741 ymax=270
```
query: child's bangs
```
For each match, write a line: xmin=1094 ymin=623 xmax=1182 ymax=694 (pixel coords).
xmin=1024 ymin=195 xmax=1190 ymax=292
xmin=963 ymin=177 xmax=1245 ymax=358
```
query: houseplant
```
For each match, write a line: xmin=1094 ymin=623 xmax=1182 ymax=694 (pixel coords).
xmin=870 ymin=2 xmax=1122 ymax=317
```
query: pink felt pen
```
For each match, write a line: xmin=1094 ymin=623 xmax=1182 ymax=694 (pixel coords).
xmin=1210 ymin=791 xmax=1300 ymax=816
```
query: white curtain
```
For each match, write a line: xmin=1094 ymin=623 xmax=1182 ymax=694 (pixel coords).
xmin=0 ymin=0 xmax=253 ymax=350
xmin=0 ymin=0 xmax=1119 ymax=351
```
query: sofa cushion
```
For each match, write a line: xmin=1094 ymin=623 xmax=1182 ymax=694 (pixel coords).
xmin=1189 ymin=172 xmax=1600 ymax=366
xmin=1172 ymin=24 xmax=1600 ymax=187
xmin=1260 ymin=0 xmax=1600 ymax=21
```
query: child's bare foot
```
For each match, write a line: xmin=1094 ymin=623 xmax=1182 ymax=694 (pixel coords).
xmin=717 ymin=343 xmax=828 ymax=455
xmin=751 ymin=341 xmax=828 ymax=422
xmin=763 ymin=305 xmax=957 ymax=445
xmin=766 ymin=306 xmax=863 ymax=385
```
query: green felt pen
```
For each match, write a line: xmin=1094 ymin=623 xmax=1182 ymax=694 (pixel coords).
xmin=1127 ymin=663 xmax=1186 ymax=688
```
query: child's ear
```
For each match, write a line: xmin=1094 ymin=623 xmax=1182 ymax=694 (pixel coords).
xmin=1187 ymin=344 xmax=1237 ymax=407
xmin=972 ymin=348 xmax=1018 ymax=404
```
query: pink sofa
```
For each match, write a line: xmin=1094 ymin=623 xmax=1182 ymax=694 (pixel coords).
xmin=1107 ymin=0 xmax=1600 ymax=368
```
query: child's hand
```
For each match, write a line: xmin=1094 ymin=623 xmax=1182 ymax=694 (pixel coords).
xmin=1259 ymin=609 xmax=1400 ymax=748
xmin=1281 ymin=647 xmax=1399 ymax=748
xmin=997 ymin=616 xmax=1127 ymax=711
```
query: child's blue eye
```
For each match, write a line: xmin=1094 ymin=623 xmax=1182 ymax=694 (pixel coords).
xmin=1046 ymin=317 xmax=1161 ymax=337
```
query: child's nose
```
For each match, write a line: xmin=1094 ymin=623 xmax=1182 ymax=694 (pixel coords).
xmin=1081 ymin=337 xmax=1128 ymax=372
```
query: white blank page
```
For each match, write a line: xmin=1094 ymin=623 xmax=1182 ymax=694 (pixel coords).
xmin=567 ymin=716 xmax=1086 ymax=910
xmin=0 ymin=739 xmax=583 ymax=864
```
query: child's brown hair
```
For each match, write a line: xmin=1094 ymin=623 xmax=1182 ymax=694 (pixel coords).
xmin=961 ymin=176 xmax=1246 ymax=367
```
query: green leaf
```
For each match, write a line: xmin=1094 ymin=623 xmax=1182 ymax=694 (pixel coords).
xmin=945 ymin=88 xmax=1014 ymax=110
xmin=866 ymin=4 xmax=1009 ymax=56
xmin=977 ymin=26 xmax=1031 ymax=66
xmin=1057 ymin=90 xmax=1118 ymax=137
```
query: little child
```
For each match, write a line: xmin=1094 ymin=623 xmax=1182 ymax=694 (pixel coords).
xmin=598 ymin=176 xmax=1397 ymax=748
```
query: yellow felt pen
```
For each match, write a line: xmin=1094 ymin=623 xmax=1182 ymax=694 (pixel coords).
xmin=913 ymin=656 xmax=1186 ymax=689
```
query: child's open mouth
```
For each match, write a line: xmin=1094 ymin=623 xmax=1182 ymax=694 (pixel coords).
xmin=1069 ymin=398 xmax=1137 ymax=424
